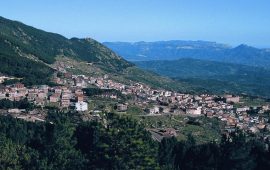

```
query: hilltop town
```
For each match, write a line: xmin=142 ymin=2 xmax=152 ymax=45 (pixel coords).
xmin=1 ymin=61 xmax=270 ymax=142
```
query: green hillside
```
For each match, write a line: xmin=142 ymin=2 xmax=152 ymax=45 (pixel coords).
xmin=135 ymin=58 xmax=270 ymax=97
xmin=0 ymin=16 xmax=132 ymax=68
xmin=0 ymin=16 xmax=134 ymax=85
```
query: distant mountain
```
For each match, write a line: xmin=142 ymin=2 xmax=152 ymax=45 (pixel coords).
xmin=134 ymin=58 xmax=270 ymax=97
xmin=103 ymin=41 xmax=270 ymax=68
xmin=103 ymin=40 xmax=230 ymax=61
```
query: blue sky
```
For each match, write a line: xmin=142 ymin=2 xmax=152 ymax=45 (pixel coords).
xmin=0 ymin=0 xmax=269 ymax=47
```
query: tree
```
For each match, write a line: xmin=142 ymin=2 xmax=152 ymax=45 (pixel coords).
xmin=158 ymin=137 xmax=178 ymax=168
xmin=0 ymin=134 xmax=22 ymax=170
xmin=76 ymin=113 xmax=159 ymax=169
xmin=43 ymin=110 xmax=86 ymax=170
xmin=219 ymin=132 xmax=256 ymax=170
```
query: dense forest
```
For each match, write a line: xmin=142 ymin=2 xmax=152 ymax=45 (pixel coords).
xmin=0 ymin=36 xmax=54 ymax=86
xmin=1 ymin=111 xmax=270 ymax=170
xmin=0 ymin=111 xmax=159 ymax=169
xmin=0 ymin=52 xmax=54 ymax=86
xmin=158 ymin=133 xmax=270 ymax=170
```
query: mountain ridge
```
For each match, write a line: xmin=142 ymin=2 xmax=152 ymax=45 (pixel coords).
xmin=103 ymin=41 xmax=270 ymax=68
xmin=0 ymin=16 xmax=132 ymax=69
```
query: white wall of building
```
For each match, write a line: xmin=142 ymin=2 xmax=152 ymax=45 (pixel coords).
xmin=75 ymin=101 xmax=88 ymax=111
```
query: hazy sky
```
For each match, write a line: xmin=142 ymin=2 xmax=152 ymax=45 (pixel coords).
xmin=1 ymin=0 xmax=269 ymax=47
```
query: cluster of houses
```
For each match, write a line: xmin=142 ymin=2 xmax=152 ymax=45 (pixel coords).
xmin=69 ymin=72 xmax=270 ymax=135
xmin=0 ymin=82 xmax=88 ymax=112
xmin=124 ymin=87 xmax=270 ymax=134
xmin=0 ymin=72 xmax=132 ymax=114
xmin=1 ymin=69 xmax=270 ymax=135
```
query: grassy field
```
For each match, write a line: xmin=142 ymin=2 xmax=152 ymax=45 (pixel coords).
xmin=135 ymin=114 xmax=223 ymax=144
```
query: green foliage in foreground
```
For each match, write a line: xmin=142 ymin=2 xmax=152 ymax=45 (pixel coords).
xmin=159 ymin=132 xmax=270 ymax=170
xmin=0 ymin=111 xmax=159 ymax=170
xmin=1 ymin=111 xmax=270 ymax=169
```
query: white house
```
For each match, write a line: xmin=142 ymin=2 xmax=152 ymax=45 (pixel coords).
xmin=148 ymin=106 xmax=160 ymax=115
xmin=186 ymin=107 xmax=202 ymax=115
xmin=75 ymin=101 xmax=88 ymax=111
xmin=0 ymin=90 xmax=6 ymax=99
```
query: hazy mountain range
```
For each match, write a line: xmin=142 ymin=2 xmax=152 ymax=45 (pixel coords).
xmin=104 ymin=41 xmax=270 ymax=68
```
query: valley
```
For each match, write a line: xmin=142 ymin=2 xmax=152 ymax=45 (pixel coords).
xmin=134 ymin=58 xmax=270 ymax=98
xmin=1 ymin=16 xmax=270 ymax=169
